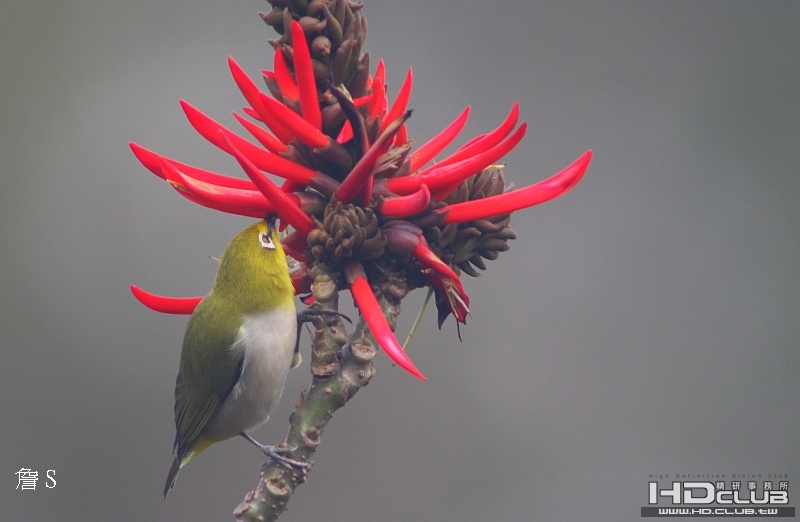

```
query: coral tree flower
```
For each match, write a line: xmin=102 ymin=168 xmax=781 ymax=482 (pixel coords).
xmin=130 ymin=6 xmax=591 ymax=381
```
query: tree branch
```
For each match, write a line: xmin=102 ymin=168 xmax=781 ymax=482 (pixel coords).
xmin=233 ymin=266 xmax=405 ymax=521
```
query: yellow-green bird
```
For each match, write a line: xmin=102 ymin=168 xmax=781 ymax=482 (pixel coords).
xmin=163 ymin=217 xmax=302 ymax=497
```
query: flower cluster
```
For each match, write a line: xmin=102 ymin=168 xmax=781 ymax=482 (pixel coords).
xmin=130 ymin=0 xmax=591 ymax=381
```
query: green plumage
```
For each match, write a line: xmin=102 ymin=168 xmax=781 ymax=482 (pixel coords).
xmin=164 ymin=219 xmax=296 ymax=497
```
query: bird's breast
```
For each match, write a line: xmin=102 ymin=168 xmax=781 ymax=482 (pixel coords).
xmin=204 ymin=305 xmax=297 ymax=440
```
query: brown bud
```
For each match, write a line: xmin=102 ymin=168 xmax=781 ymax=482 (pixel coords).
xmin=311 ymin=140 xmax=353 ymax=178
xmin=306 ymin=0 xmax=328 ymax=18
xmin=261 ymin=8 xmax=286 ymax=32
xmin=282 ymin=6 xmax=294 ymax=37
xmin=308 ymin=202 xmax=387 ymax=264
xmin=298 ymin=15 xmax=327 ymax=35
xmin=457 ymin=261 xmax=480 ymax=278
xmin=323 ymin=3 xmax=343 ymax=48
xmin=312 ymin=35 xmax=332 ymax=58
xmin=456 ymin=227 xmax=481 ymax=241
xmin=468 ymin=253 xmax=487 ymax=271
xmin=424 ymin=167 xmax=516 ymax=278
xmin=332 ymin=34 xmax=354 ymax=85
xmin=285 ymin=0 xmax=310 ymax=14
xmin=350 ymin=53 xmax=370 ymax=98
xmin=479 ymin=238 xmax=511 ymax=253
xmin=472 ymin=218 xmax=507 ymax=234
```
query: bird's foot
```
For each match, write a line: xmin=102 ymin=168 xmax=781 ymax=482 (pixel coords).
xmin=297 ymin=308 xmax=352 ymax=326
xmin=261 ymin=444 xmax=311 ymax=472
xmin=241 ymin=432 xmax=310 ymax=473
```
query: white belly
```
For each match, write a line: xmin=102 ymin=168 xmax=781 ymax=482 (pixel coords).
xmin=204 ymin=307 xmax=297 ymax=440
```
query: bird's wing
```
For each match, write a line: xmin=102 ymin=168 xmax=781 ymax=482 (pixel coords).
xmin=172 ymin=297 xmax=244 ymax=459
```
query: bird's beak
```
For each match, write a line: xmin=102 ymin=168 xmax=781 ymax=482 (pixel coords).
xmin=266 ymin=214 xmax=278 ymax=237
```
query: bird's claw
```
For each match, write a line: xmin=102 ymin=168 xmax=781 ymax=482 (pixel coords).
xmin=260 ymin=444 xmax=311 ymax=472
xmin=298 ymin=308 xmax=352 ymax=325
xmin=241 ymin=432 xmax=311 ymax=475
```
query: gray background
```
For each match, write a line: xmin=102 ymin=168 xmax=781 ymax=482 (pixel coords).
xmin=2 ymin=1 xmax=798 ymax=521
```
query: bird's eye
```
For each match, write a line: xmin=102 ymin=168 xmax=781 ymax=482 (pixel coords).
xmin=259 ymin=232 xmax=276 ymax=250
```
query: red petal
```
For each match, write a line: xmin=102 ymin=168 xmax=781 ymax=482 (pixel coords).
xmin=367 ymin=75 xmax=384 ymax=119
xmin=225 ymin=136 xmax=316 ymax=236
xmin=411 ymin=241 xmax=470 ymax=322
xmin=426 ymin=123 xmax=528 ymax=199
xmin=382 ymin=224 xmax=469 ymax=323
xmin=336 ymin=120 xmax=354 ymax=144
xmin=258 ymin=92 xmax=329 ymax=149
xmin=394 ymin=123 xmax=408 ymax=147
xmin=180 ymin=100 xmax=318 ymax=184
xmin=289 ymin=265 xmax=312 ymax=295
xmin=160 ymin=159 xmax=273 ymax=218
xmin=409 ymin=106 xmax=470 ymax=172
xmin=334 ymin=112 xmax=410 ymax=204
xmin=352 ymin=94 xmax=372 ymax=108
xmin=441 ymin=150 xmax=592 ymax=223
xmin=273 ymin=49 xmax=300 ymax=102
xmin=281 ymin=230 xmax=309 ymax=263
xmin=379 ymin=185 xmax=431 ymax=218
xmin=280 ymin=179 xmax=306 ymax=193
xmin=232 ymin=112 xmax=288 ymax=154
xmin=381 ymin=68 xmax=413 ymax=132
xmin=345 ymin=263 xmax=427 ymax=381
xmin=228 ymin=55 xmax=294 ymax=143
xmin=423 ymin=102 xmax=519 ymax=173
xmin=242 ymin=106 xmax=261 ymax=121
xmin=129 ymin=142 xmax=256 ymax=190
xmin=386 ymin=122 xmax=527 ymax=197
xmin=290 ymin=21 xmax=322 ymax=130
xmin=374 ymin=60 xmax=385 ymax=91
xmin=130 ymin=285 xmax=201 ymax=314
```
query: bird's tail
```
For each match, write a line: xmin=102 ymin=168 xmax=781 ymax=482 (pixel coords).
xmin=163 ymin=456 xmax=182 ymax=498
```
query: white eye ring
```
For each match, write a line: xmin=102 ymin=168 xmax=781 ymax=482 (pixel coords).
xmin=259 ymin=232 xmax=276 ymax=250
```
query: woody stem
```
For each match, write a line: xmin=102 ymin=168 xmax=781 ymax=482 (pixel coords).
xmin=233 ymin=265 xmax=387 ymax=521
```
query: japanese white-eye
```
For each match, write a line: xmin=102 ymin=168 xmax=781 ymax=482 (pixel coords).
xmin=163 ymin=217 xmax=300 ymax=497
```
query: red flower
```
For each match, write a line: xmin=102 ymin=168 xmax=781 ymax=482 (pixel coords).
xmin=130 ymin=19 xmax=591 ymax=380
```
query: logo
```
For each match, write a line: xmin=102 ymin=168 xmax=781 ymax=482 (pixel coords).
xmin=15 ymin=468 xmax=56 ymax=491
xmin=642 ymin=475 xmax=794 ymax=517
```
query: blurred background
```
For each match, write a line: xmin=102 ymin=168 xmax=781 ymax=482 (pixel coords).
xmin=2 ymin=1 xmax=798 ymax=520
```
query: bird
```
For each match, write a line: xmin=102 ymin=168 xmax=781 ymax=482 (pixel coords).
xmin=163 ymin=216 xmax=304 ymax=497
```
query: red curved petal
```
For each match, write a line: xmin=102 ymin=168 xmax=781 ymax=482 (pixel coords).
xmin=130 ymin=285 xmax=201 ymax=314
xmin=232 ymin=112 xmax=288 ymax=154
xmin=225 ymin=136 xmax=316 ymax=236
xmin=273 ymin=49 xmax=299 ymax=102
xmin=345 ymin=263 xmax=427 ymax=381
xmin=426 ymin=123 xmax=528 ymax=199
xmin=281 ymin=230 xmax=309 ymax=263
xmin=290 ymin=21 xmax=322 ymax=130
xmin=379 ymin=185 xmax=431 ymax=218
xmin=228 ymin=55 xmax=294 ymax=143
xmin=180 ymin=100 xmax=318 ymax=185
xmin=386 ymin=123 xmax=527 ymax=197
xmin=334 ymin=112 xmax=410 ymax=204
xmin=367 ymin=60 xmax=387 ymax=120
xmin=161 ymin=159 xmax=274 ymax=218
xmin=441 ymin=150 xmax=592 ymax=223
xmin=381 ymin=68 xmax=413 ymax=132
xmin=258 ymin=92 xmax=329 ymax=149
xmin=423 ymin=102 xmax=519 ymax=174
xmin=409 ymin=106 xmax=470 ymax=172
xmin=411 ymin=241 xmax=470 ymax=323
xmin=129 ymin=142 xmax=256 ymax=190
